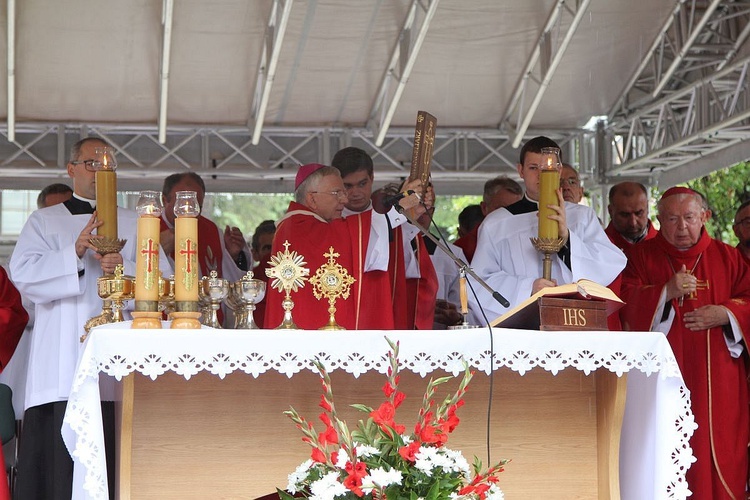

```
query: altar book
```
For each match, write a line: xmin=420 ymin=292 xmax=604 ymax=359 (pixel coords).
xmin=409 ymin=111 xmax=437 ymax=194
xmin=490 ymin=279 xmax=624 ymax=331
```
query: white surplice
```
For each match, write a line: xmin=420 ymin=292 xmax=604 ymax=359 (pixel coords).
xmin=469 ymin=201 xmax=626 ymax=325
xmin=9 ymin=204 xmax=174 ymax=411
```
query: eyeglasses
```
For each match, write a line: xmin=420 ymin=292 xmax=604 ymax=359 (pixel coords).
xmin=735 ymin=217 xmax=750 ymax=228
xmin=70 ymin=159 xmax=103 ymax=172
xmin=310 ymin=190 xmax=347 ymax=200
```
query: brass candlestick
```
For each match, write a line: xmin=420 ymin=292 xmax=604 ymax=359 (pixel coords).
xmin=82 ymin=264 xmax=134 ymax=340
xmin=310 ymin=247 xmax=355 ymax=330
xmin=265 ymin=240 xmax=309 ymax=329
xmin=530 ymin=237 xmax=566 ymax=281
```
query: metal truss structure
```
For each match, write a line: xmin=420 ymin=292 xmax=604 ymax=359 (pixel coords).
xmin=1 ymin=0 xmax=749 ymax=199
xmin=605 ymin=0 xmax=750 ymax=188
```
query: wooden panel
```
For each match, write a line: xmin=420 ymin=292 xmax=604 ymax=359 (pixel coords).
xmin=120 ymin=367 xmax=620 ymax=499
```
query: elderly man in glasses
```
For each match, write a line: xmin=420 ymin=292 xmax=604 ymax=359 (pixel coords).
xmin=560 ymin=163 xmax=584 ymax=204
xmin=9 ymin=137 xmax=172 ymax=499
xmin=621 ymin=187 xmax=750 ymax=498
xmin=733 ymin=199 xmax=750 ymax=264
xmin=264 ymin=163 xmax=424 ymax=330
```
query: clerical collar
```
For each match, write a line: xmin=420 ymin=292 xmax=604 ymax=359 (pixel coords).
xmin=73 ymin=194 xmax=96 ymax=209
xmin=505 ymin=195 xmax=538 ymax=215
xmin=63 ymin=195 xmax=96 ymax=215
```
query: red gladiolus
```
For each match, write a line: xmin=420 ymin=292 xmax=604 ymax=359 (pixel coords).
xmin=319 ymin=394 xmax=332 ymax=412
xmin=344 ymin=461 xmax=367 ymax=497
xmin=371 ymin=401 xmax=404 ymax=435
xmin=318 ymin=424 xmax=338 ymax=446
xmin=311 ymin=447 xmax=326 ymax=463
xmin=393 ymin=391 xmax=406 ymax=409
xmin=398 ymin=441 xmax=421 ymax=462
xmin=382 ymin=381 xmax=396 ymax=397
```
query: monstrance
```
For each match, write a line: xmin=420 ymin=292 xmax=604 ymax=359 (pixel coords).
xmin=310 ymin=247 xmax=356 ymax=330
xmin=265 ymin=240 xmax=310 ymax=329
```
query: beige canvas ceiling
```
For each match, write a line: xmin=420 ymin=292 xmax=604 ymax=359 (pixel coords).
xmin=0 ymin=0 xmax=746 ymax=195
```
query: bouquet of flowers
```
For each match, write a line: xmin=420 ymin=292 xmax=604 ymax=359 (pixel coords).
xmin=278 ymin=338 xmax=508 ymax=500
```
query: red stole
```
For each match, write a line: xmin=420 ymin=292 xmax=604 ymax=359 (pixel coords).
xmin=389 ymin=227 xmax=409 ymax=329
xmin=622 ymin=230 xmax=750 ymax=498
xmin=406 ymin=235 xmax=438 ymax=330
xmin=263 ymin=202 xmax=373 ymax=330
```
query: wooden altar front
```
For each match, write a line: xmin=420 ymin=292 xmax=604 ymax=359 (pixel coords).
xmin=115 ymin=365 xmax=625 ymax=499
xmin=61 ymin=327 xmax=693 ymax=500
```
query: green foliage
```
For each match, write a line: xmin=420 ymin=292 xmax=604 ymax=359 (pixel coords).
xmin=204 ymin=193 xmax=292 ymax=242
xmin=429 ymin=195 xmax=482 ymax=241
xmin=686 ymin=161 xmax=750 ymax=245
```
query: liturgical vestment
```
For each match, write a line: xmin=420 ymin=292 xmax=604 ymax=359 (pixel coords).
xmin=621 ymin=230 xmax=750 ymax=499
xmin=264 ymin=201 xmax=391 ymax=330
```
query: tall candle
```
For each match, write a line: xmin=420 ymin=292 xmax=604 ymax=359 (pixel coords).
xmin=538 ymin=147 xmax=561 ymax=240
xmin=174 ymin=217 xmax=199 ymax=302
xmin=135 ymin=216 xmax=161 ymax=306
xmin=95 ymin=169 xmax=118 ymax=239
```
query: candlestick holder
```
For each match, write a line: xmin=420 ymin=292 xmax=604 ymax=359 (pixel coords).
xmin=232 ymin=271 xmax=266 ymax=329
xmin=265 ymin=240 xmax=309 ymax=329
xmin=199 ymin=270 xmax=229 ymax=328
xmin=530 ymin=236 xmax=566 ymax=281
xmin=82 ymin=264 xmax=135 ymax=340
xmin=159 ymin=274 xmax=175 ymax=317
xmin=310 ymin=247 xmax=355 ymax=330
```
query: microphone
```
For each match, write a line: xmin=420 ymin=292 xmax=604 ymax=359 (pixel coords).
xmin=383 ymin=189 xmax=417 ymax=208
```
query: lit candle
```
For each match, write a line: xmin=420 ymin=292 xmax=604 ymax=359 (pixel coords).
xmin=173 ymin=191 xmax=200 ymax=303
xmin=135 ymin=191 xmax=162 ymax=308
xmin=538 ymin=147 xmax=561 ymax=240
xmin=94 ymin=147 xmax=118 ymax=240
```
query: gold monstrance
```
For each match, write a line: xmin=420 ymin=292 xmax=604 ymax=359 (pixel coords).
xmin=310 ymin=247 xmax=356 ymax=330
xmin=265 ymin=240 xmax=310 ymax=329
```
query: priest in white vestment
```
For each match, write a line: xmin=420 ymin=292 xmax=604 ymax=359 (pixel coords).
xmin=469 ymin=136 xmax=626 ymax=325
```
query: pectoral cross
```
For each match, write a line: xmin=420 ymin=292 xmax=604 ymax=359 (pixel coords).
xmin=179 ymin=239 xmax=197 ymax=273
xmin=141 ymin=239 xmax=158 ymax=272
xmin=687 ymin=278 xmax=709 ymax=300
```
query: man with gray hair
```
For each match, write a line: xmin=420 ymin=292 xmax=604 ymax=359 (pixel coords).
xmin=454 ymin=176 xmax=522 ymax=262
xmin=263 ymin=163 xmax=423 ymax=330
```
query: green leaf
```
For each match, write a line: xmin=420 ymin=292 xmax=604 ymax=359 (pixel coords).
xmin=276 ymin=488 xmax=294 ymax=500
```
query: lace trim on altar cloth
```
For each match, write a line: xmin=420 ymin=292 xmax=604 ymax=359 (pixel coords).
xmin=62 ymin=332 xmax=694 ymax=500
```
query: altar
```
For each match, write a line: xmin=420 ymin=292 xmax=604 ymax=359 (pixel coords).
xmin=62 ymin=325 xmax=694 ymax=500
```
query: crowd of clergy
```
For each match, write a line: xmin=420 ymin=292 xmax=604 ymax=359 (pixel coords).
xmin=0 ymin=134 xmax=748 ymax=498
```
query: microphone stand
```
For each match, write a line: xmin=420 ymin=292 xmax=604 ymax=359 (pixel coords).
xmin=391 ymin=203 xmax=510 ymax=328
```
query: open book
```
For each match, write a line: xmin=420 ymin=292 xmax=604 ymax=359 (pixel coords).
xmin=490 ymin=279 xmax=624 ymax=329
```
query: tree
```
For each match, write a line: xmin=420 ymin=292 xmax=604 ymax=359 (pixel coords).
xmin=686 ymin=161 xmax=750 ymax=244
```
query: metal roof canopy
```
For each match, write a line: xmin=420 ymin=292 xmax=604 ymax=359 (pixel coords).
xmin=0 ymin=0 xmax=748 ymax=196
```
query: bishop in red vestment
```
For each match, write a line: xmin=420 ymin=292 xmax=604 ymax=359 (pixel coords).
xmin=621 ymin=187 xmax=750 ymax=499
xmin=263 ymin=164 xmax=422 ymax=330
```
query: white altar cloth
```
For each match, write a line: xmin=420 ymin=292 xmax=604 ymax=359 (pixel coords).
xmin=62 ymin=324 xmax=694 ymax=500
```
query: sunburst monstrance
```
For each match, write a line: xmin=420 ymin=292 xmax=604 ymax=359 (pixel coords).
xmin=310 ymin=246 xmax=356 ymax=330
xmin=265 ymin=240 xmax=310 ymax=329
